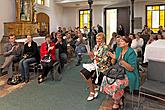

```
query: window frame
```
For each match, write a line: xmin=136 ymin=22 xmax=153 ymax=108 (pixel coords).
xmin=146 ymin=4 xmax=165 ymax=33
xmin=79 ymin=9 xmax=91 ymax=31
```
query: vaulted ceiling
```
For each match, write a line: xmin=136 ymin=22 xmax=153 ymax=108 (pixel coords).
xmin=53 ymin=0 xmax=165 ymax=7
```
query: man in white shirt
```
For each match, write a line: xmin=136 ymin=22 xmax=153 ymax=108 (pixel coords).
xmin=131 ymin=33 xmax=144 ymax=56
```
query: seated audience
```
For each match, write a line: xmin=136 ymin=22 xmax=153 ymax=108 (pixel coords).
xmin=0 ymin=34 xmax=22 ymax=85
xmin=75 ymin=31 xmax=87 ymax=66
xmin=147 ymin=34 xmax=156 ymax=45
xmin=108 ymin=32 xmax=117 ymax=51
xmin=19 ymin=35 xmax=39 ymax=83
xmin=156 ymin=34 xmax=163 ymax=40
xmin=128 ymin=33 xmax=135 ymax=40
xmin=106 ymin=36 xmax=140 ymax=110
xmin=38 ymin=35 xmax=56 ymax=83
xmin=65 ymin=33 xmax=74 ymax=62
xmin=57 ymin=27 xmax=63 ymax=33
xmin=163 ymin=32 xmax=165 ymax=39
xmin=55 ymin=32 xmax=67 ymax=68
xmin=131 ymin=32 xmax=144 ymax=56
xmin=158 ymin=25 xmax=164 ymax=35
xmin=80 ymin=33 xmax=111 ymax=101
xmin=50 ymin=32 xmax=56 ymax=42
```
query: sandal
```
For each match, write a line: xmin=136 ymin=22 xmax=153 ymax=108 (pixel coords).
xmin=94 ymin=87 xmax=99 ymax=98
xmin=120 ymin=96 xmax=125 ymax=109
xmin=38 ymin=77 xmax=44 ymax=84
xmin=112 ymin=100 xmax=120 ymax=110
xmin=87 ymin=92 xmax=95 ymax=101
xmin=38 ymin=75 xmax=42 ymax=80
xmin=112 ymin=103 xmax=120 ymax=110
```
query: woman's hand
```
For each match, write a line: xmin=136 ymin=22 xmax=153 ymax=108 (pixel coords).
xmin=118 ymin=53 xmax=123 ymax=62
xmin=48 ymin=46 xmax=54 ymax=51
xmin=88 ymin=51 xmax=94 ymax=60
xmin=23 ymin=54 xmax=28 ymax=59
xmin=108 ymin=52 xmax=115 ymax=59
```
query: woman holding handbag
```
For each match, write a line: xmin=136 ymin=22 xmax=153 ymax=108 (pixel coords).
xmin=80 ymin=33 xmax=112 ymax=101
xmin=19 ymin=35 xmax=39 ymax=83
xmin=102 ymin=36 xmax=140 ymax=110
xmin=38 ymin=35 xmax=56 ymax=83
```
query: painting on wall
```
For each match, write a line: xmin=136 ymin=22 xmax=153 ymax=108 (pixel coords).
xmin=20 ymin=0 xmax=32 ymax=21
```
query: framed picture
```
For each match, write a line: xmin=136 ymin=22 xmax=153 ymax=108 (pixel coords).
xmin=16 ymin=0 xmax=32 ymax=22
xmin=20 ymin=0 xmax=32 ymax=21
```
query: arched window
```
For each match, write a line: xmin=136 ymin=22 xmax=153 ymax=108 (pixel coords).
xmin=146 ymin=5 xmax=165 ymax=33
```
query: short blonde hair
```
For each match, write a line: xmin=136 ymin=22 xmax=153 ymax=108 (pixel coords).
xmin=96 ymin=32 xmax=105 ymax=39
xmin=96 ymin=32 xmax=105 ymax=42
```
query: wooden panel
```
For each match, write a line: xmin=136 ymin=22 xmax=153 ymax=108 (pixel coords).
xmin=4 ymin=22 xmax=37 ymax=37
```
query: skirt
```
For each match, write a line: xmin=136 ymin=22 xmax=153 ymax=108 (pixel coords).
xmin=80 ymin=68 xmax=104 ymax=86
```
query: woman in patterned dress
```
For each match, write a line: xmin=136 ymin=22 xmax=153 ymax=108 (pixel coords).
xmin=80 ymin=33 xmax=112 ymax=101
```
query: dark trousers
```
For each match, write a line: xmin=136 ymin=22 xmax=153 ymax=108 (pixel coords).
xmin=41 ymin=61 xmax=54 ymax=78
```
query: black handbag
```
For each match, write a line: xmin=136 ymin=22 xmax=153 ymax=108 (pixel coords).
xmin=105 ymin=64 xmax=125 ymax=84
xmin=41 ymin=54 xmax=53 ymax=67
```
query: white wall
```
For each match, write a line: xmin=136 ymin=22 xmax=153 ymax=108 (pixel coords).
xmin=134 ymin=1 xmax=165 ymax=33
xmin=62 ymin=5 xmax=104 ymax=30
xmin=93 ymin=5 xmax=104 ymax=27
xmin=105 ymin=1 xmax=165 ymax=33
xmin=36 ymin=0 xmax=63 ymax=33
xmin=0 ymin=0 xmax=15 ymax=40
xmin=63 ymin=7 xmax=77 ymax=29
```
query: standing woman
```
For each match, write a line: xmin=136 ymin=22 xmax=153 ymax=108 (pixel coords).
xmin=117 ymin=24 xmax=125 ymax=36
xmin=105 ymin=36 xmax=140 ymax=110
xmin=38 ymin=35 xmax=56 ymax=83
xmin=80 ymin=33 xmax=111 ymax=101
xmin=19 ymin=35 xmax=39 ymax=83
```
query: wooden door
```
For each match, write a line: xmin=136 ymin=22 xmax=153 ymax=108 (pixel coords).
xmin=117 ymin=7 xmax=130 ymax=35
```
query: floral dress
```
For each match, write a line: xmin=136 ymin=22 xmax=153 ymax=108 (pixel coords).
xmin=100 ymin=47 xmax=133 ymax=100
xmin=93 ymin=43 xmax=111 ymax=73
xmin=100 ymin=75 xmax=129 ymax=100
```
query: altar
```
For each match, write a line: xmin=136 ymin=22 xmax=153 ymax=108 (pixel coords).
xmin=143 ymin=40 xmax=165 ymax=63
xmin=143 ymin=40 xmax=165 ymax=82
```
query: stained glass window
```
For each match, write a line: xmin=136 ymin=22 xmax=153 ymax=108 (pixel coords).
xmin=79 ymin=10 xmax=90 ymax=31
xmin=146 ymin=5 xmax=165 ymax=33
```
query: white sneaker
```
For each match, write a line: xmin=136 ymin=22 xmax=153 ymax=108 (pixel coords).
xmin=87 ymin=92 xmax=95 ymax=101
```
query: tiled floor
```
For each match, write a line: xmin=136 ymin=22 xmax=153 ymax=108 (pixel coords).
xmin=99 ymin=92 xmax=165 ymax=110
xmin=0 ymin=42 xmax=164 ymax=110
xmin=0 ymin=74 xmax=26 ymax=97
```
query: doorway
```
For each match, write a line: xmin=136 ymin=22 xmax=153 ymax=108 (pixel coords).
xmin=105 ymin=7 xmax=130 ymax=44
xmin=36 ymin=12 xmax=49 ymax=36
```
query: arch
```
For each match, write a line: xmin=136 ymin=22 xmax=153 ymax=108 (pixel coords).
xmin=36 ymin=12 xmax=50 ymax=36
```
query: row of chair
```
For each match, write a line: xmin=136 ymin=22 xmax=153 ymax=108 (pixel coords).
xmin=12 ymin=48 xmax=61 ymax=81
xmin=137 ymin=60 xmax=165 ymax=108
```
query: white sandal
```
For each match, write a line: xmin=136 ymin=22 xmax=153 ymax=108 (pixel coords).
xmin=94 ymin=91 xmax=98 ymax=98
xmin=87 ymin=92 xmax=95 ymax=101
xmin=94 ymin=87 xmax=99 ymax=98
